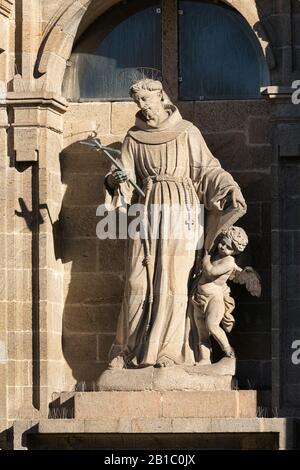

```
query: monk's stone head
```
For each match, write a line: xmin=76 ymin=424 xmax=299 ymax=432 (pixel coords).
xmin=129 ymin=79 xmax=167 ymax=126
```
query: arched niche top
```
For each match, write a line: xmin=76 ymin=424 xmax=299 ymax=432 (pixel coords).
xmin=223 ymin=0 xmax=275 ymax=69
xmin=36 ymin=0 xmax=275 ymax=95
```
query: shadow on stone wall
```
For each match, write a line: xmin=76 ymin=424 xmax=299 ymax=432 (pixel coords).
xmin=56 ymin=139 xmax=125 ymax=390
xmin=253 ymin=0 xmax=277 ymax=78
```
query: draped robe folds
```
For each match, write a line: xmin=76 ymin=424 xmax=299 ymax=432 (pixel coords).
xmin=105 ymin=105 xmax=246 ymax=367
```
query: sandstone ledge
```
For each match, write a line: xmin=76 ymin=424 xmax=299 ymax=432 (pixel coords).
xmin=97 ymin=357 xmax=236 ymax=392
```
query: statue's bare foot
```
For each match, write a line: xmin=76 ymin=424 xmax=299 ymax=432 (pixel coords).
xmin=155 ymin=357 xmax=175 ymax=368
xmin=108 ymin=355 xmax=125 ymax=369
xmin=224 ymin=347 xmax=235 ymax=358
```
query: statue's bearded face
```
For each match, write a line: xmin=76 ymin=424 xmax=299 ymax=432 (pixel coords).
xmin=133 ymin=90 xmax=164 ymax=124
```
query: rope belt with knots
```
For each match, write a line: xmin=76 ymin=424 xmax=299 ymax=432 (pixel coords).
xmin=141 ymin=174 xmax=196 ymax=341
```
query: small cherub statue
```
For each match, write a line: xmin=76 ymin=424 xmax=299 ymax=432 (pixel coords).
xmin=193 ymin=226 xmax=261 ymax=359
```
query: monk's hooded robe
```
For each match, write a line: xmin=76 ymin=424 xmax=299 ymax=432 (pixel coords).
xmin=105 ymin=104 xmax=246 ymax=367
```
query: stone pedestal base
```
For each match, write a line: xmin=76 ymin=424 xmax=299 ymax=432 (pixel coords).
xmin=12 ymin=417 xmax=296 ymax=450
xmin=97 ymin=357 xmax=236 ymax=391
xmin=51 ymin=388 xmax=257 ymax=420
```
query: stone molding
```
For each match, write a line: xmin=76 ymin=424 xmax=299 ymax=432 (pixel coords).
xmin=7 ymin=92 xmax=68 ymax=162
xmin=7 ymin=92 xmax=68 ymax=110
xmin=9 ymin=417 xmax=296 ymax=450
xmin=261 ymin=86 xmax=296 ymax=103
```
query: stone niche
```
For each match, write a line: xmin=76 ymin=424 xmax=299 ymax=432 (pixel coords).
xmin=2 ymin=0 xmax=300 ymax=452
xmin=33 ymin=93 xmax=284 ymax=451
xmin=59 ymin=98 xmax=272 ymax=394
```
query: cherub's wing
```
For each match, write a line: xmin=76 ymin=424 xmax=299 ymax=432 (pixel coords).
xmin=232 ymin=266 xmax=262 ymax=297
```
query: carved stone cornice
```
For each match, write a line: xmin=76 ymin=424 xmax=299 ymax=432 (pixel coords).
xmin=0 ymin=0 xmax=13 ymax=18
xmin=7 ymin=91 xmax=68 ymax=113
xmin=6 ymin=91 xmax=68 ymax=162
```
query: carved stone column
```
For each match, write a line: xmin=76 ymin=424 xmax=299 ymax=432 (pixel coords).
xmin=0 ymin=1 xmax=13 ymax=95
xmin=0 ymin=0 xmax=12 ymax=441
xmin=6 ymin=92 xmax=68 ymax=418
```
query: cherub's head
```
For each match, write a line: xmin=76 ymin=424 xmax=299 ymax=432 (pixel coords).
xmin=218 ymin=226 xmax=248 ymax=257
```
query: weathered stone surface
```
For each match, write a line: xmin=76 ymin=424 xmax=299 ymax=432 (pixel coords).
xmin=7 ymin=332 xmax=32 ymax=360
xmin=248 ymin=117 xmax=270 ymax=144
xmin=62 ymin=239 xmax=97 ymax=273
xmin=28 ymin=417 xmax=293 ymax=449
xmin=63 ymin=304 xmax=120 ymax=334
xmin=8 ymin=360 xmax=30 ymax=387
xmin=7 ymin=301 xmax=32 ymax=332
xmin=98 ymin=367 xmax=154 ymax=392
xmin=39 ymin=268 xmax=63 ymax=303
xmin=74 ymin=391 xmax=161 ymax=419
xmin=162 ymin=391 xmax=242 ymax=418
xmin=111 ymin=102 xmax=138 ymax=134
xmin=230 ymin=172 xmax=272 ymax=203
xmin=193 ymin=357 xmax=236 ymax=375
xmin=40 ymin=332 xmax=63 ymax=361
xmin=176 ymin=101 xmax=194 ymax=122
xmin=194 ymin=101 xmax=269 ymax=133
xmin=154 ymin=368 xmax=233 ymax=392
xmin=31 ymin=417 xmax=293 ymax=449
xmin=64 ymin=272 xmax=124 ymax=304
xmin=7 ymin=385 xmax=35 ymax=420
xmin=203 ymin=133 xmax=272 ymax=172
xmin=61 ymin=174 xmax=105 ymax=206
xmin=40 ymin=360 xmax=65 ymax=388
xmin=62 ymin=333 xmax=97 ymax=362
xmin=61 ymin=146 xmax=111 ymax=176
xmin=97 ymin=333 xmax=116 ymax=361
xmin=238 ymin=390 xmax=258 ymax=417
xmin=64 ymin=103 xmax=111 ymax=135
xmin=0 ymin=303 xmax=6 ymax=332
xmin=0 ymin=364 xmax=7 ymax=420
xmin=60 ymin=390 xmax=257 ymax=419
xmin=63 ymin=361 xmax=106 ymax=387
xmin=97 ymin=358 xmax=236 ymax=391
xmin=97 ymin=239 xmax=126 ymax=272
xmin=82 ymin=419 xmax=121 ymax=433
xmin=171 ymin=417 xmax=212 ymax=433
xmin=132 ymin=417 xmax=173 ymax=433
